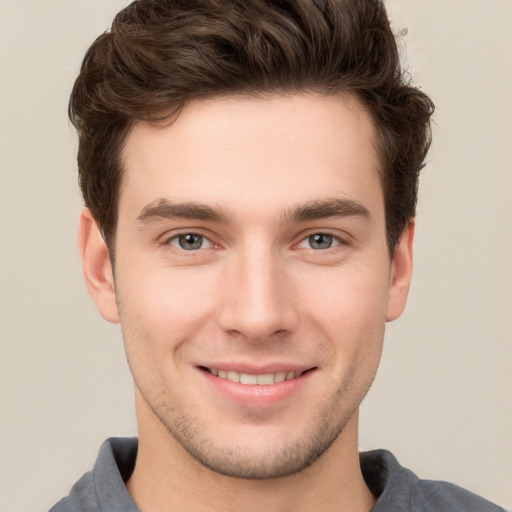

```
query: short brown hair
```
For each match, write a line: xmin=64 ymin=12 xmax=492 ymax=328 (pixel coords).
xmin=69 ymin=0 xmax=434 ymax=255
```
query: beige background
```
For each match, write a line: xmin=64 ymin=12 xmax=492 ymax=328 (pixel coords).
xmin=0 ymin=1 xmax=510 ymax=511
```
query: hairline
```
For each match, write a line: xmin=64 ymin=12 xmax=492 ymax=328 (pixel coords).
xmin=105 ymin=90 xmax=401 ymax=261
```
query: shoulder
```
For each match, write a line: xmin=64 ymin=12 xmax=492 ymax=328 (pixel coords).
xmin=48 ymin=438 xmax=139 ymax=512
xmin=48 ymin=472 xmax=96 ymax=512
xmin=412 ymin=479 xmax=507 ymax=512
xmin=360 ymin=449 xmax=506 ymax=512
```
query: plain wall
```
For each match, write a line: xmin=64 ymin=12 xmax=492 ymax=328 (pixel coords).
xmin=0 ymin=1 xmax=510 ymax=511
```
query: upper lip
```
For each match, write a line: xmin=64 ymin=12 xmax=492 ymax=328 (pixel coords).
xmin=198 ymin=363 xmax=315 ymax=374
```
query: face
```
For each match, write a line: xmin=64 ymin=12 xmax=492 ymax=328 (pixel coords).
xmin=80 ymin=93 xmax=413 ymax=479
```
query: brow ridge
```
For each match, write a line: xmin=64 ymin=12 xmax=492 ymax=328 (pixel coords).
xmin=136 ymin=197 xmax=370 ymax=226
xmin=136 ymin=199 xmax=230 ymax=224
xmin=284 ymin=198 xmax=370 ymax=223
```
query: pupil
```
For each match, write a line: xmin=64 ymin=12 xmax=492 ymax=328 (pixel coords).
xmin=179 ymin=233 xmax=202 ymax=250
xmin=310 ymin=233 xmax=332 ymax=249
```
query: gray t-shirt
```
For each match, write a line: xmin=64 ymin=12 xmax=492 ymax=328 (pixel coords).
xmin=49 ymin=437 xmax=506 ymax=511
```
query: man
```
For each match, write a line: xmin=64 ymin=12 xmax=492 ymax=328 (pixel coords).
xmin=50 ymin=0 xmax=505 ymax=511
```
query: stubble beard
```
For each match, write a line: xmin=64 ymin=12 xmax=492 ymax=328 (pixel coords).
xmin=139 ymin=378 xmax=369 ymax=480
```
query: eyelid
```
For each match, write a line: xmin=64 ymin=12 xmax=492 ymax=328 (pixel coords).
xmin=294 ymin=230 xmax=348 ymax=249
xmin=168 ymin=233 xmax=213 ymax=250
xmin=159 ymin=227 xmax=350 ymax=251
xmin=161 ymin=228 xmax=219 ymax=249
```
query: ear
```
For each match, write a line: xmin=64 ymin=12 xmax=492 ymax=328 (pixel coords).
xmin=386 ymin=220 xmax=415 ymax=322
xmin=78 ymin=208 xmax=120 ymax=323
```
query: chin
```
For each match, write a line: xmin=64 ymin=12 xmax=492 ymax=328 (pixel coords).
xmin=158 ymin=406 xmax=355 ymax=480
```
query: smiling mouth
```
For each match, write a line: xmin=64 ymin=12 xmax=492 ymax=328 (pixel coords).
xmin=201 ymin=367 xmax=312 ymax=385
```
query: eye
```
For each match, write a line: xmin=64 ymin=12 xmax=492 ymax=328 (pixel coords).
xmin=298 ymin=233 xmax=341 ymax=250
xmin=168 ymin=233 xmax=213 ymax=251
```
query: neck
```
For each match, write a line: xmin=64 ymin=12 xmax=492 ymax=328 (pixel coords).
xmin=126 ymin=398 xmax=375 ymax=512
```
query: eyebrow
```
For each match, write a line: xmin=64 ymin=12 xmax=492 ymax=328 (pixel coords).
xmin=283 ymin=198 xmax=370 ymax=223
xmin=136 ymin=198 xmax=231 ymax=224
xmin=135 ymin=197 xmax=370 ymax=225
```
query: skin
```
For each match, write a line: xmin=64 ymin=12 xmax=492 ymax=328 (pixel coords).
xmin=79 ymin=93 xmax=414 ymax=512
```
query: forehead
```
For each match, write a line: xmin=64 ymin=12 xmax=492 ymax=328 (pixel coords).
xmin=120 ymin=93 xmax=382 ymax=223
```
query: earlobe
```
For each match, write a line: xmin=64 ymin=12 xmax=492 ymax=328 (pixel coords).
xmin=385 ymin=221 xmax=415 ymax=322
xmin=78 ymin=208 xmax=120 ymax=323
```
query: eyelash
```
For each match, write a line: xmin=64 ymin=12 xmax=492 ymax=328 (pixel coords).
xmin=166 ymin=232 xmax=214 ymax=251
xmin=296 ymin=231 xmax=344 ymax=251
xmin=164 ymin=230 xmax=347 ymax=252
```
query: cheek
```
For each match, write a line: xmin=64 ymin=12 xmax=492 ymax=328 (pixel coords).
xmin=115 ymin=264 xmax=220 ymax=370
xmin=300 ymin=263 xmax=390 ymax=327
xmin=296 ymin=264 xmax=389 ymax=371
xmin=121 ymin=263 xmax=218 ymax=322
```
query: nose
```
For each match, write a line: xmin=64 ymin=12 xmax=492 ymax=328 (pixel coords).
xmin=217 ymin=244 xmax=298 ymax=342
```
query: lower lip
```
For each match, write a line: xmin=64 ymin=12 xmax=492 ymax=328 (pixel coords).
xmin=200 ymin=369 xmax=314 ymax=408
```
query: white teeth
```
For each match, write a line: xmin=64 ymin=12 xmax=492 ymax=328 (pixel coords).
xmin=226 ymin=371 xmax=239 ymax=383
xmin=256 ymin=373 xmax=275 ymax=385
xmin=274 ymin=372 xmax=286 ymax=383
xmin=240 ymin=373 xmax=258 ymax=385
xmin=208 ymin=368 xmax=303 ymax=385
